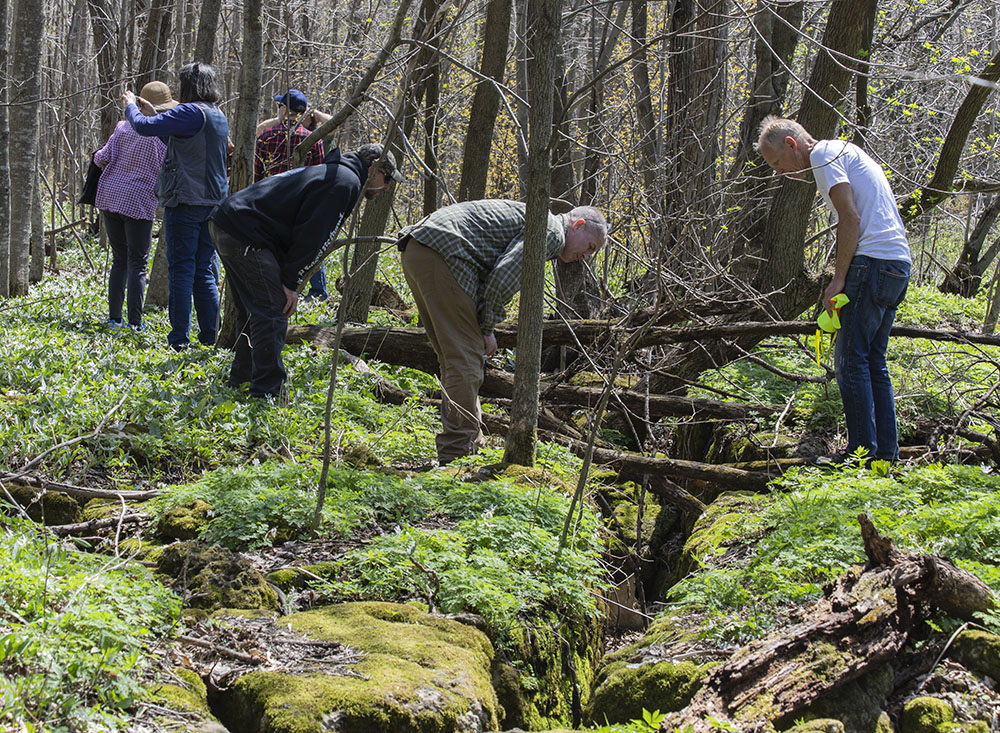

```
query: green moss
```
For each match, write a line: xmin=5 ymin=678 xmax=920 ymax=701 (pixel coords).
xmin=499 ymin=464 xmax=571 ymax=493
xmin=678 ymin=491 xmax=767 ymax=576
xmin=784 ymin=664 xmax=893 ymax=733
xmin=156 ymin=499 xmax=213 ymax=540
xmin=901 ymin=697 xmax=954 ymax=733
xmin=156 ymin=541 xmax=278 ymax=611
xmin=947 ymin=630 xmax=1000 ymax=681
xmin=150 ymin=667 xmax=212 ymax=716
xmin=585 ymin=659 xmax=705 ymax=725
xmin=568 ymin=371 xmax=638 ymax=389
xmin=5 ymin=486 xmax=82 ymax=525
xmin=732 ymin=432 xmax=797 ymax=462
xmin=222 ymin=602 xmax=499 ymax=733
xmin=82 ymin=498 xmax=133 ymax=521
xmin=781 ymin=720 xmax=845 ymax=733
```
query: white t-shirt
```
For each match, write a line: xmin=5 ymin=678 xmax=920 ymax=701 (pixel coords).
xmin=810 ymin=139 xmax=911 ymax=263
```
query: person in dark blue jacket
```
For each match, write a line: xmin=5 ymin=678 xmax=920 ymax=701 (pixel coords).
xmin=209 ymin=144 xmax=403 ymax=399
xmin=123 ymin=62 xmax=229 ymax=351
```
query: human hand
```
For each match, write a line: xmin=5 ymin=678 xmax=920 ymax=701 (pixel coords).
xmin=822 ymin=279 xmax=845 ymax=315
xmin=135 ymin=96 xmax=156 ymax=116
xmin=121 ymin=90 xmax=136 ymax=107
xmin=282 ymin=285 xmax=299 ymax=316
xmin=483 ymin=332 xmax=497 ymax=357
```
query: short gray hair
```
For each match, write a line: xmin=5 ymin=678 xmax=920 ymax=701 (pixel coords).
xmin=756 ymin=115 xmax=809 ymax=152
xmin=567 ymin=205 xmax=608 ymax=242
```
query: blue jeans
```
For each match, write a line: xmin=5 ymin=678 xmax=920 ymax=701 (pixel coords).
xmin=834 ymin=255 xmax=910 ymax=461
xmin=305 ymin=265 xmax=327 ymax=300
xmin=164 ymin=204 xmax=220 ymax=347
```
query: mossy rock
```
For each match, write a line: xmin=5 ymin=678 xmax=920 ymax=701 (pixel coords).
xmin=585 ymin=612 xmax=714 ymax=725
xmin=4 ymin=485 xmax=82 ymax=525
xmin=732 ymin=432 xmax=797 ymax=462
xmin=780 ymin=663 xmax=894 ymax=733
xmin=678 ymin=491 xmax=768 ymax=577
xmin=83 ymin=497 xmax=134 ymax=521
xmin=499 ymin=464 xmax=572 ymax=493
xmin=497 ymin=613 xmax=604 ymax=730
xmin=781 ymin=720 xmax=845 ymax=733
xmin=156 ymin=540 xmax=278 ymax=611
xmin=946 ymin=629 xmax=1000 ymax=681
xmin=901 ymin=696 xmax=953 ymax=732
xmin=220 ymin=601 xmax=499 ymax=733
xmin=149 ymin=667 xmax=227 ymax=732
xmin=156 ymin=500 xmax=213 ymax=540
xmin=266 ymin=562 xmax=337 ymax=592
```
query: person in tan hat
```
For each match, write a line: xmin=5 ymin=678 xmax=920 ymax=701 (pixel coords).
xmin=92 ymin=81 xmax=174 ymax=332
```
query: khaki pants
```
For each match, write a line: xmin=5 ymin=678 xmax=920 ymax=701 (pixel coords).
xmin=401 ymin=239 xmax=485 ymax=463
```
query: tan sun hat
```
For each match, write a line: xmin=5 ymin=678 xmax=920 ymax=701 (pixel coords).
xmin=139 ymin=81 xmax=179 ymax=114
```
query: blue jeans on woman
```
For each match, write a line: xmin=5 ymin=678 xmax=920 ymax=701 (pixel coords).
xmin=164 ymin=204 xmax=219 ymax=348
xmin=834 ymin=255 xmax=910 ymax=461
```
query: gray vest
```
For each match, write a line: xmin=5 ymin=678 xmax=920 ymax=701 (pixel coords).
xmin=156 ymin=102 xmax=229 ymax=208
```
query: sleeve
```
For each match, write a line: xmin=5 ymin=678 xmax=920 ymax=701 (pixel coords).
xmin=93 ymin=123 xmax=121 ymax=167
xmin=306 ymin=139 xmax=325 ymax=166
xmin=811 ymin=142 xmax=850 ymax=197
xmin=126 ymin=103 xmax=205 ymax=139
xmin=253 ymin=134 xmax=267 ymax=182
xmin=477 ymin=237 xmax=525 ymax=333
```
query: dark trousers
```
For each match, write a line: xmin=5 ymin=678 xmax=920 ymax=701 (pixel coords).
xmin=103 ymin=211 xmax=153 ymax=326
xmin=210 ymin=223 xmax=288 ymax=398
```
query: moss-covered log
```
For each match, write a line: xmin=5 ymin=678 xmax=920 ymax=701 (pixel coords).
xmin=660 ymin=515 xmax=997 ymax=731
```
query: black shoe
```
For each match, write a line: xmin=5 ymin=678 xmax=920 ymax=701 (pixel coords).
xmin=809 ymin=453 xmax=850 ymax=469
xmin=170 ymin=342 xmax=190 ymax=352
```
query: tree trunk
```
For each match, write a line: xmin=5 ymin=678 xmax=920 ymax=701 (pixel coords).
xmin=0 ymin=0 xmax=9 ymax=297
xmin=503 ymin=0 xmax=562 ymax=466
xmin=6 ymin=0 xmax=44 ymax=296
xmin=940 ymin=195 xmax=1000 ymax=297
xmin=341 ymin=190 xmax=396 ymax=324
xmin=217 ymin=0 xmax=263 ymax=349
xmin=193 ymin=0 xmax=223 ymax=64
xmin=136 ymin=0 xmax=173 ymax=89
xmin=86 ymin=0 xmax=119 ymax=142
xmin=457 ymin=0 xmax=513 ymax=202
xmin=145 ymin=224 xmax=169 ymax=309
xmin=29 ymin=167 xmax=43 ymax=282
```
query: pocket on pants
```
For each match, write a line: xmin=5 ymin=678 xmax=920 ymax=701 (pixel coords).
xmin=876 ymin=267 xmax=909 ymax=309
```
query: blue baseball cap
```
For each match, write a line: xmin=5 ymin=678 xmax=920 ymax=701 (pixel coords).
xmin=274 ymin=89 xmax=308 ymax=114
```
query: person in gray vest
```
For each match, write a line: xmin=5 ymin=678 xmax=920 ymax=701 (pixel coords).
xmin=123 ymin=62 xmax=229 ymax=351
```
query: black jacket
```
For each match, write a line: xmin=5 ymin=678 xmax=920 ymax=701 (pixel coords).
xmin=211 ymin=148 xmax=367 ymax=289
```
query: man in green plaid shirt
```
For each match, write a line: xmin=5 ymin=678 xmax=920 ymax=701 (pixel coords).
xmin=397 ymin=199 xmax=607 ymax=464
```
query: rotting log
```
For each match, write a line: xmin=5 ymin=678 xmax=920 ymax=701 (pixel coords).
xmin=587 ymin=446 xmax=773 ymax=492
xmin=48 ymin=513 xmax=148 ymax=537
xmin=290 ymin=325 xmax=781 ymax=420
xmin=660 ymin=514 xmax=997 ymax=732
xmin=0 ymin=472 xmax=161 ymax=502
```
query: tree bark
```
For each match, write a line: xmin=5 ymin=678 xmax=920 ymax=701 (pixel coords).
xmin=193 ymin=0 xmax=223 ymax=64
xmin=940 ymin=195 xmax=1000 ymax=296
xmin=217 ymin=0 xmax=262 ymax=349
xmin=136 ymin=0 xmax=173 ymax=90
xmin=86 ymin=0 xmax=119 ymax=142
xmin=503 ymin=0 xmax=562 ymax=466
xmin=662 ymin=515 xmax=996 ymax=731
xmin=6 ymin=0 xmax=44 ymax=296
xmin=457 ymin=0 xmax=513 ymax=202
xmin=0 ymin=0 xmax=8 ymax=298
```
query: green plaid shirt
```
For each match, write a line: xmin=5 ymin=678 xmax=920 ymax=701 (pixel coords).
xmin=398 ymin=200 xmax=568 ymax=333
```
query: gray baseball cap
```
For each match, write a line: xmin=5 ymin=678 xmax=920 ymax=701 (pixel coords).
xmin=358 ymin=143 xmax=405 ymax=183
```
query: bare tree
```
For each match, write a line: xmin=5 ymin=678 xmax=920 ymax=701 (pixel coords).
xmin=6 ymin=0 xmax=44 ymax=296
xmin=0 ymin=0 xmax=9 ymax=296
xmin=504 ymin=0 xmax=563 ymax=465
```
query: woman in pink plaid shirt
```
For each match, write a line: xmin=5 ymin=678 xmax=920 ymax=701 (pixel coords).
xmin=94 ymin=81 xmax=172 ymax=332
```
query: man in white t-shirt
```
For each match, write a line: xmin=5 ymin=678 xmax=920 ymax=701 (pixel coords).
xmin=756 ymin=115 xmax=911 ymax=464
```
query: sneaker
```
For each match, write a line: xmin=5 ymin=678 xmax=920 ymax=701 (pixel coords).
xmin=106 ymin=318 xmax=126 ymax=329
xmin=128 ymin=323 xmax=147 ymax=333
xmin=169 ymin=342 xmax=190 ymax=352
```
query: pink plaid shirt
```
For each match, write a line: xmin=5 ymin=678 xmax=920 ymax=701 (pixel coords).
xmin=94 ymin=120 xmax=166 ymax=221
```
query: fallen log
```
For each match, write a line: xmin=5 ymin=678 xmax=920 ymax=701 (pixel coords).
xmin=289 ymin=320 xmax=1000 ymax=366
xmin=661 ymin=514 xmax=997 ymax=732
xmin=49 ymin=513 xmax=148 ymax=537
xmin=586 ymin=445 xmax=773 ymax=493
xmin=0 ymin=472 xmax=161 ymax=502
xmin=289 ymin=325 xmax=780 ymax=421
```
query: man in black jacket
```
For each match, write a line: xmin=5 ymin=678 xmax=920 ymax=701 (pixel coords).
xmin=210 ymin=143 xmax=403 ymax=398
